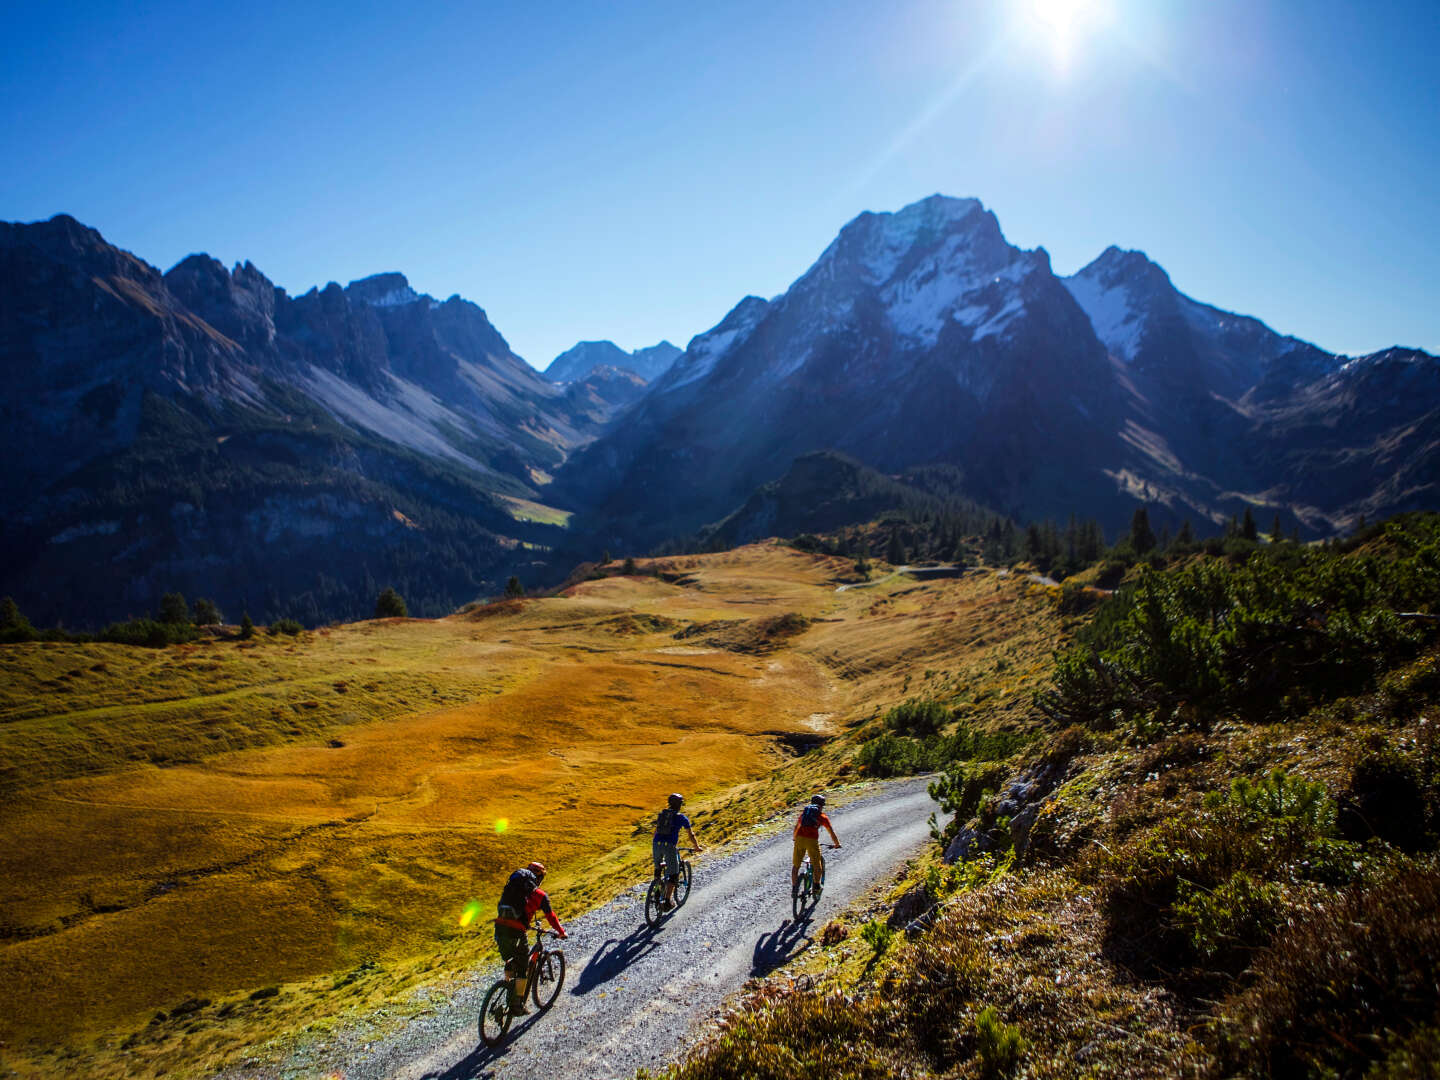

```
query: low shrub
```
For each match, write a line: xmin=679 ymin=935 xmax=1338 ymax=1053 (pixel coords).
xmin=885 ymin=698 xmax=948 ymax=736
xmin=1208 ymin=866 xmax=1440 ymax=1079
xmin=267 ymin=618 xmax=304 ymax=636
xmin=99 ymin=618 xmax=199 ymax=647
xmin=1173 ymin=871 xmax=1284 ymax=966
xmin=974 ymin=1006 xmax=1027 ymax=1078
xmin=859 ymin=920 xmax=894 ymax=955
xmin=1101 ymin=772 xmax=1356 ymax=977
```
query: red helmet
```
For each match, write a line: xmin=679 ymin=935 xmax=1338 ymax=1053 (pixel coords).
xmin=526 ymin=861 xmax=546 ymax=880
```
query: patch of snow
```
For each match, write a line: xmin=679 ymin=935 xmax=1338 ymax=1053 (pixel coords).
xmin=364 ymin=285 xmax=419 ymax=307
xmin=667 ymin=300 xmax=769 ymax=390
xmin=858 ymin=197 xmax=983 ymax=284
xmin=1063 ymin=273 xmax=1143 ymax=361
xmin=973 ymin=296 xmax=1026 ymax=341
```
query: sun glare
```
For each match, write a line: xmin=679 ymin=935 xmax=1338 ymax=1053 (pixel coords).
xmin=1023 ymin=0 xmax=1112 ymax=68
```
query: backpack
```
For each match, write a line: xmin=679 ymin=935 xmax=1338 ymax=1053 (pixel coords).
xmin=498 ymin=868 xmax=538 ymax=917
xmin=655 ymin=807 xmax=676 ymax=837
xmin=800 ymin=803 xmax=822 ymax=829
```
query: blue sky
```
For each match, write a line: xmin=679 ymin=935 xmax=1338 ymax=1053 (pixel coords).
xmin=3 ymin=0 xmax=1437 ymax=366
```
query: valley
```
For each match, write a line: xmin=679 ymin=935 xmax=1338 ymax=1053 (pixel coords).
xmin=0 ymin=544 xmax=1063 ymax=1078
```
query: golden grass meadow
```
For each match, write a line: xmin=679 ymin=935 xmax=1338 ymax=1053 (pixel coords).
xmin=0 ymin=544 xmax=1062 ymax=1077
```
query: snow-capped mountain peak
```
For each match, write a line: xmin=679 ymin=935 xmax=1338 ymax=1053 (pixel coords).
xmin=346 ymin=272 xmax=419 ymax=308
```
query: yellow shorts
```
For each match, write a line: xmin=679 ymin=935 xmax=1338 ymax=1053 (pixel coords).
xmin=793 ymin=835 xmax=822 ymax=871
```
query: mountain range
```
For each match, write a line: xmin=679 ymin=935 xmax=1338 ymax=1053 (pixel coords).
xmin=545 ymin=339 xmax=682 ymax=384
xmin=560 ymin=195 xmax=1437 ymax=549
xmin=2 ymin=197 xmax=1435 ymax=626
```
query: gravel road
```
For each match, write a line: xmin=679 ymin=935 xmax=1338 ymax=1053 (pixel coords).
xmin=243 ymin=776 xmax=938 ymax=1080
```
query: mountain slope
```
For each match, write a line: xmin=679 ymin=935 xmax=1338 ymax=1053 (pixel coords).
xmin=558 ymin=195 xmax=1132 ymax=548
xmin=0 ymin=216 xmax=594 ymax=625
xmin=558 ymin=196 xmax=1438 ymax=550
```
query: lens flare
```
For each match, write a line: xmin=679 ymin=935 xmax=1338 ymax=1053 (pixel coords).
xmin=494 ymin=817 xmax=509 ymax=834
xmin=459 ymin=899 xmax=482 ymax=928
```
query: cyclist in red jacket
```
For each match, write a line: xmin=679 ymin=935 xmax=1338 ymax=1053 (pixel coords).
xmin=792 ymin=794 xmax=841 ymax=894
xmin=493 ymin=861 xmax=566 ymax=1014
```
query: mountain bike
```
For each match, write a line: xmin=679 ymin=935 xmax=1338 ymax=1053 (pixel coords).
xmin=478 ymin=924 xmax=567 ymax=1047
xmin=644 ymin=847 xmax=696 ymax=928
xmin=792 ymin=844 xmax=836 ymax=919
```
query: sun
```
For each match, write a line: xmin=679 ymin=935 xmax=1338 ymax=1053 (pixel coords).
xmin=1023 ymin=0 xmax=1112 ymax=68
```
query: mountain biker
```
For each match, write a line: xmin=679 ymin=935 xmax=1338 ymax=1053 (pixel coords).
xmin=792 ymin=794 xmax=841 ymax=894
xmin=493 ymin=861 xmax=567 ymax=1014
xmin=653 ymin=793 xmax=702 ymax=910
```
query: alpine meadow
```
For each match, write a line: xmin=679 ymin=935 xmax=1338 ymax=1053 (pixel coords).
xmin=4 ymin=2 xmax=1440 ymax=1078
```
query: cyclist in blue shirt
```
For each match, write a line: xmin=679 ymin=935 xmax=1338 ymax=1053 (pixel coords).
xmin=653 ymin=792 xmax=702 ymax=910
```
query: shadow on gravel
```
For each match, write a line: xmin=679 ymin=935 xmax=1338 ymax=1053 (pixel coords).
xmin=572 ymin=922 xmax=661 ymax=995
xmin=416 ymin=1009 xmax=545 ymax=1080
xmin=750 ymin=917 xmax=813 ymax=978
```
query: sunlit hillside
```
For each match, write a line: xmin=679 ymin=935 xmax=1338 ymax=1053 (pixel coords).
xmin=0 ymin=543 xmax=1063 ymax=1078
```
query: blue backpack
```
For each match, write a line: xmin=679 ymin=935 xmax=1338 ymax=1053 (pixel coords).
xmin=800 ymin=803 xmax=822 ymax=829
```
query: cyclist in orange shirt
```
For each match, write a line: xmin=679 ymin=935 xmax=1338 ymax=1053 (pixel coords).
xmin=792 ymin=794 xmax=841 ymax=894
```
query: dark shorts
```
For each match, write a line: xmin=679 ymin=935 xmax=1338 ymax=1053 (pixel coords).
xmin=495 ymin=924 xmax=529 ymax=974
xmin=653 ymin=839 xmax=680 ymax=878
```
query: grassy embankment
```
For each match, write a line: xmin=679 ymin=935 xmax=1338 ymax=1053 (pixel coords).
xmin=0 ymin=543 xmax=1063 ymax=1078
xmin=658 ymin=516 xmax=1440 ymax=1080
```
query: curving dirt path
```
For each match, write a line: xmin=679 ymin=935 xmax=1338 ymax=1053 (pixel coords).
xmin=248 ymin=776 xmax=938 ymax=1080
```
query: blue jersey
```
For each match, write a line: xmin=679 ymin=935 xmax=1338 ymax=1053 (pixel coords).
xmin=653 ymin=808 xmax=690 ymax=844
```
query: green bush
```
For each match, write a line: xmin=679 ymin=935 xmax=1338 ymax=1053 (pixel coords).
xmin=1101 ymin=776 xmax=1357 ymax=978
xmin=1216 ymin=769 xmax=1337 ymax=834
xmin=267 ymin=618 xmax=303 ymax=636
xmin=192 ymin=597 xmax=222 ymax=625
xmin=374 ymin=587 xmax=407 ymax=618
xmin=157 ymin=592 xmax=191 ymax=625
xmin=1174 ymin=871 xmax=1284 ymax=964
xmin=859 ymin=919 xmax=894 ymax=955
xmin=885 ymin=698 xmax=949 ymax=736
xmin=0 ymin=596 xmax=37 ymax=643
xmin=1040 ymin=518 xmax=1440 ymax=739
xmin=974 ymin=1006 xmax=1026 ymax=1079
xmin=100 ymin=618 xmax=198 ymax=647
xmin=857 ymin=733 xmax=928 ymax=777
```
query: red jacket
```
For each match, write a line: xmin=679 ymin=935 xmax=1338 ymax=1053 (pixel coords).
xmin=495 ymin=886 xmax=564 ymax=934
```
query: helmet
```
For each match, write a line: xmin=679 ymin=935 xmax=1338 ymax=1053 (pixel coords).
xmin=811 ymin=794 xmax=826 ymax=808
xmin=667 ymin=793 xmax=684 ymax=809
xmin=526 ymin=861 xmax=546 ymax=880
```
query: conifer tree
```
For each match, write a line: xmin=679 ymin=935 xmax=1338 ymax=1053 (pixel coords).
xmin=375 ymin=587 xmax=407 ymax=618
xmin=505 ymin=576 xmax=525 ymax=598
xmin=158 ymin=592 xmax=191 ymax=625
xmin=0 ymin=596 xmax=35 ymax=642
xmin=1242 ymin=507 xmax=1258 ymax=542
xmin=886 ymin=530 xmax=907 ymax=566
xmin=1129 ymin=507 xmax=1157 ymax=555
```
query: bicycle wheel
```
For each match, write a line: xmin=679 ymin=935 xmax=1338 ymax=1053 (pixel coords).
xmin=792 ymin=862 xmax=810 ymax=919
xmin=531 ymin=948 xmax=566 ymax=1010
xmin=478 ymin=979 xmax=513 ymax=1047
xmin=644 ymin=877 xmax=665 ymax=928
xmin=674 ymin=861 xmax=692 ymax=908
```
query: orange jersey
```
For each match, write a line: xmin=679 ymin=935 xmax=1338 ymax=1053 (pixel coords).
xmin=795 ymin=810 xmax=831 ymax=840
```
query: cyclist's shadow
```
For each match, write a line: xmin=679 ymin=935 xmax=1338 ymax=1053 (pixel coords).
xmin=417 ymin=1009 xmax=546 ymax=1079
xmin=750 ymin=916 xmax=813 ymax=978
xmin=571 ymin=922 xmax=661 ymax=995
